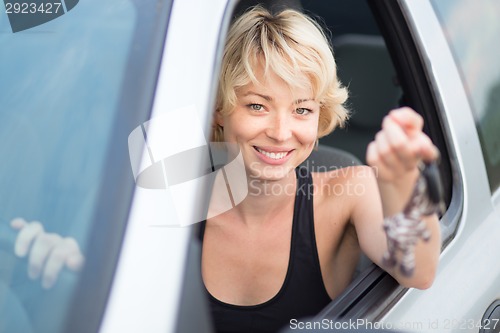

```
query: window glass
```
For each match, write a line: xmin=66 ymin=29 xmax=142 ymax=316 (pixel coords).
xmin=432 ymin=0 xmax=500 ymax=191
xmin=0 ymin=0 xmax=171 ymax=332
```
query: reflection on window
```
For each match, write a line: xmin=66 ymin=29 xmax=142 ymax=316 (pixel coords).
xmin=432 ymin=0 xmax=500 ymax=191
xmin=0 ymin=1 xmax=136 ymax=332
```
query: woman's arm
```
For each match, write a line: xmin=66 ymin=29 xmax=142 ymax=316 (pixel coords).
xmin=351 ymin=107 xmax=441 ymax=289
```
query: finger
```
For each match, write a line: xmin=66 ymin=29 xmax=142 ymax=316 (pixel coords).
xmin=65 ymin=238 xmax=85 ymax=271
xmin=382 ymin=116 xmax=418 ymax=170
xmin=66 ymin=254 xmax=85 ymax=272
xmin=388 ymin=108 xmax=424 ymax=137
xmin=67 ymin=253 xmax=85 ymax=272
xmin=375 ymin=131 xmax=404 ymax=173
xmin=366 ymin=141 xmax=377 ymax=167
xmin=42 ymin=238 xmax=84 ymax=289
xmin=14 ymin=221 xmax=44 ymax=258
xmin=366 ymin=141 xmax=394 ymax=181
xmin=414 ymin=133 xmax=440 ymax=162
xmin=10 ymin=217 xmax=27 ymax=230
xmin=42 ymin=245 xmax=67 ymax=289
xmin=28 ymin=233 xmax=61 ymax=280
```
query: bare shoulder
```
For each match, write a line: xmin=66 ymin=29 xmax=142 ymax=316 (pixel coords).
xmin=309 ymin=166 xmax=364 ymax=216
xmin=312 ymin=165 xmax=377 ymax=196
xmin=312 ymin=166 xmax=379 ymax=224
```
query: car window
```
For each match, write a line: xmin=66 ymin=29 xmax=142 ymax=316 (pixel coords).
xmin=431 ymin=0 xmax=500 ymax=192
xmin=204 ymin=1 xmax=451 ymax=328
xmin=0 ymin=0 xmax=171 ymax=332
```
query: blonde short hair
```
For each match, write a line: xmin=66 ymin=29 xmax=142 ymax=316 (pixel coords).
xmin=212 ymin=5 xmax=349 ymax=142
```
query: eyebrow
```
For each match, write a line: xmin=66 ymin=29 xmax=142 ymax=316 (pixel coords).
xmin=244 ymin=91 xmax=273 ymax=101
xmin=243 ymin=91 xmax=314 ymax=104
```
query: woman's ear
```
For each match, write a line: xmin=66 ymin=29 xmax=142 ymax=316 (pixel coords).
xmin=215 ymin=109 xmax=224 ymax=127
xmin=211 ymin=109 xmax=225 ymax=142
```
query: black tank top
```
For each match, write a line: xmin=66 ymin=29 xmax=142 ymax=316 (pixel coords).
xmin=199 ymin=167 xmax=332 ymax=333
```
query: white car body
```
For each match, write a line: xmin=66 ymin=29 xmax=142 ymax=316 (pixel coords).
xmin=1 ymin=0 xmax=499 ymax=332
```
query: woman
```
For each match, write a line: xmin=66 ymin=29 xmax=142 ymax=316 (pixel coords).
xmin=199 ymin=6 xmax=440 ymax=333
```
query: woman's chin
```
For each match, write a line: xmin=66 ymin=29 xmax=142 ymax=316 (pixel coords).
xmin=246 ymin=162 xmax=295 ymax=181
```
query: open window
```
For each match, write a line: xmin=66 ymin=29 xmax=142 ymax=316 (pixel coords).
xmin=188 ymin=0 xmax=459 ymax=331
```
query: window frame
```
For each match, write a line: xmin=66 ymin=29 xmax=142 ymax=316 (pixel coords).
xmin=173 ymin=0 xmax=240 ymax=332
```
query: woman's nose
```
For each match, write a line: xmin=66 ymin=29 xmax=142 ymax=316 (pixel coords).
xmin=266 ymin=113 xmax=292 ymax=142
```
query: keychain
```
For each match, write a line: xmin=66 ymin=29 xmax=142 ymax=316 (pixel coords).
xmin=382 ymin=161 xmax=445 ymax=277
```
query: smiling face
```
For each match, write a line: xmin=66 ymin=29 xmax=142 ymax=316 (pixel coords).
xmin=216 ymin=64 xmax=320 ymax=181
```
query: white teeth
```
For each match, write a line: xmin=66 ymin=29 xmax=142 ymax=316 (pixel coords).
xmin=256 ymin=147 xmax=288 ymax=160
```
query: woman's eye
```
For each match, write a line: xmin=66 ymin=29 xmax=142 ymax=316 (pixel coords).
xmin=249 ymin=104 xmax=264 ymax=111
xmin=295 ymin=108 xmax=311 ymax=115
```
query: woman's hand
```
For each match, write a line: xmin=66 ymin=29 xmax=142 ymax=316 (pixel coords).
xmin=10 ymin=218 xmax=85 ymax=289
xmin=366 ymin=107 xmax=440 ymax=216
xmin=360 ymin=107 xmax=441 ymax=286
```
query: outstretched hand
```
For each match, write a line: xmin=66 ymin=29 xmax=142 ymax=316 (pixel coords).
xmin=11 ymin=218 xmax=84 ymax=289
xmin=366 ymin=107 xmax=440 ymax=216
xmin=365 ymin=107 xmax=442 ymax=280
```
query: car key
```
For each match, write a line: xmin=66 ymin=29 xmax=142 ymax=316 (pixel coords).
xmin=382 ymin=160 xmax=445 ymax=277
xmin=420 ymin=160 xmax=446 ymax=216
